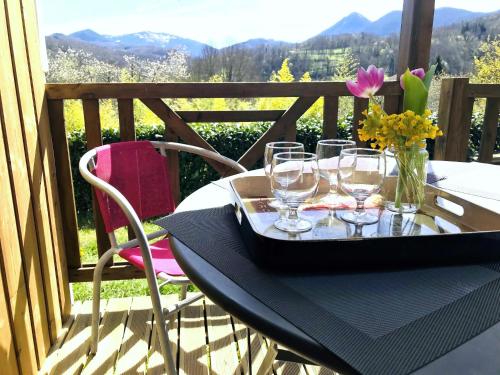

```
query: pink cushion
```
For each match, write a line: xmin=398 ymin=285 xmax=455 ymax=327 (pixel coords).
xmin=93 ymin=141 xmax=176 ymax=232
xmin=118 ymin=238 xmax=184 ymax=277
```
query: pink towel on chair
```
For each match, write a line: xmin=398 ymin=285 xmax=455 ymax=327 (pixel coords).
xmin=93 ymin=141 xmax=176 ymax=232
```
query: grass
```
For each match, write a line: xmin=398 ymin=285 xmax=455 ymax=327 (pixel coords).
xmin=72 ymin=222 xmax=183 ymax=301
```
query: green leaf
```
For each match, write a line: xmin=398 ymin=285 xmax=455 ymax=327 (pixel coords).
xmin=402 ymin=69 xmax=428 ymax=115
xmin=422 ymin=64 xmax=436 ymax=90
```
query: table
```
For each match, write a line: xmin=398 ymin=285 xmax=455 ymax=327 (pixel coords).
xmin=169 ymin=161 xmax=500 ymax=375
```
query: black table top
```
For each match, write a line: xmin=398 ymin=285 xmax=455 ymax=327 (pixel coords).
xmin=170 ymin=234 xmax=500 ymax=375
xmin=166 ymin=164 xmax=500 ymax=374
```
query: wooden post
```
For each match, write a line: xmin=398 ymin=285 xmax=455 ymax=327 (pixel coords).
xmin=118 ymin=99 xmax=137 ymax=239
xmin=165 ymin=127 xmax=181 ymax=205
xmin=478 ymin=98 xmax=500 ymax=163
xmin=118 ymin=99 xmax=136 ymax=141
xmin=284 ymin=120 xmax=297 ymax=142
xmin=352 ymin=97 xmax=369 ymax=146
xmin=48 ymin=100 xmax=82 ymax=270
xmin=82 ymin=99 xmax=112 ymax=263
xmin=322 ymin=96 xmax=339 ymax=139
xmin=397 ymin=0 xmax=435 ymax=75
xmin=383 ymin=95 xmax=400 ymax=115
xmin=434 ymin=78 xmax=474 ymax=161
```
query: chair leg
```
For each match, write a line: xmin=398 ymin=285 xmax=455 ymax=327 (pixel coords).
xmin=149 ymin=283 xmax=177 ymax=374
xmin=90 ymin=248 xmax=117 ymax=355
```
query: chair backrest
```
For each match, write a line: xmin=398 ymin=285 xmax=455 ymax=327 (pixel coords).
xmin=93 ymin=141 xmax=175 ymax=232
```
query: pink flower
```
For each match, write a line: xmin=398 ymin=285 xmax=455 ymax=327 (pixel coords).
xmin=346 ymin=65 xmax=385 ymax=98
xmin=400 ymin=68 xmax=425 ymax=89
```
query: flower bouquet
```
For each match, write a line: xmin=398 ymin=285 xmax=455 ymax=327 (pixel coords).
xmin=347 ymin=65 xmax=443 ymax=213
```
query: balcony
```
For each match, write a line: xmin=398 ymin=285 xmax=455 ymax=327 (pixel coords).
xmin=0 ymin=0 xmax=499 ymax=374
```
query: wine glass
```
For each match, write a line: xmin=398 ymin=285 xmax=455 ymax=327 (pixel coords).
xmin=338 ymin=148 xmax=386 ymax=225
xmin=316 ymin=139 xmax=356 ymax=207
xmin=264 ymin=142 xmax=304 ymax=209
xmin=271 ymin=152 xmax=320 ymax=233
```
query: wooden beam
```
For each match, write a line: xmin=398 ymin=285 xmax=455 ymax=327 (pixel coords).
xmin=0 ymin=252 xmax=20 ymax=375
xmin=8 ymin=1 xmax=62 ymax=346
xmin=45 ymin=81 xmax=402 ymax=100
xmin=478 ymin=98 xmax=500 ymax=163
xmin=177 ymin=110 xmax=285 ymax=123
xmin=238 ymin=97 xmax=318 ymax=169
xmin=1 ymin=0 xmax=53 ymax=362
xmin=434 ymin=78 xmax=474 ymax=161
xmin=20 ymin=0 xmax=71 ymax=321
xmin=0 ymin=110 xmax=37 ymax=374
xmin=47 ymin=100 xmax=81 ymax=270
xmin=322 ymin=96 xmax=339 ymax=139
xmin=467 ymin=84 xmax=500 ymax=99
xmin=68 ymin=264 xmax=146 ymax=282
xmin=397 ymin=0 xmax=435 ymax=75
xmin=141 ymin=98 xmax=230 ymax=176
xmin=7 ymin=0 xmax=65 ymax=344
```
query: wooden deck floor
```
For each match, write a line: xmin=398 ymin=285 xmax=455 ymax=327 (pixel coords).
xmin=40 ymin=294 xmax=338 ymax=375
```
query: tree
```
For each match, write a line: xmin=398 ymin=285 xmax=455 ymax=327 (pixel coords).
xmin=472 ymin=38 xmax=500 ymax=83
xmin=47 ymin=48 xmax=119 ymax=83
xmin=434 ymin=55 xmax=448 ymax=75
xmin=270 ymin=58 xmax=294 ymax=82
xmin=332 ymin=49 xmax=359 ymax=80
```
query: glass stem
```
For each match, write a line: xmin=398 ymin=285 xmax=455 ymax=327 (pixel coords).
xmin=287 ymin=207 xmax=299 ymax=225
xmin=329 ymin=185 xmax=338 ymax=217
xmin=355 ymin=199 xmax=365 ymax=214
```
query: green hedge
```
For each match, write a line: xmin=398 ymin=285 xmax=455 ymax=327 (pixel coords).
xmin=71 ymin=116 xmax=352 ymax=222
xmin=69 ymin=113 xmax=496 ymax=224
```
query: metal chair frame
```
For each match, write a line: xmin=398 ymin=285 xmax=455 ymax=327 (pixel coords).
xmin=79 ymin=141 xmax=247 ymax=374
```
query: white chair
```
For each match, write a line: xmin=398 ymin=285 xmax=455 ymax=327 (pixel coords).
xmin=79 ymin=140 xmax=246 ymax=374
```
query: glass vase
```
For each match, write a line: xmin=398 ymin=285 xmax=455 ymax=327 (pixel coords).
xmin=386 ymin=144 xmax=428 ymax=213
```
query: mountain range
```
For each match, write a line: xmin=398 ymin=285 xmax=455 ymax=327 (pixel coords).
xmin=46 ymin=7 xmax=498 ymax=58
xmin=48 ymin=29 xmax=211 ymax=58
xmin=318 ymin=7 xmax=489 ymax=36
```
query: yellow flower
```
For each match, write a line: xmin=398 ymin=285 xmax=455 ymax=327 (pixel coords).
xmin=358 ymin=106 xmax=443 ymax=151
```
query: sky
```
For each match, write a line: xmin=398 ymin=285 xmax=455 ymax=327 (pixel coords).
xmin=38 ymin=0 xmax=500 ymax=48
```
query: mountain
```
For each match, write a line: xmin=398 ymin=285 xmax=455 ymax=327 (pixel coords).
xmin=368 ymin=10 xmax=404 ymax=35
xmin=433 ymin=7 xmax=487 ymax=28
xmin=49 ymin=29 xmax=213 ymax=58
xmin=45 ymin=7 xmax=498 ymax=65
xmin=69 ymin=29 xmax=108 ymax=43
xmin=318 ymin=7 xmax=491 ymax=37
xmin=319 ymin=12 xmax=371 ymax=36
xmin=225 ymin=38 xmax=290 ymax=50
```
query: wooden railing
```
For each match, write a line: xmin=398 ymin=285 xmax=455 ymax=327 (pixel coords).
xmin=45 ymin=81 xmax=402 ymax=282
xmin=435 ymin=78 xmax=500 ymax=163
